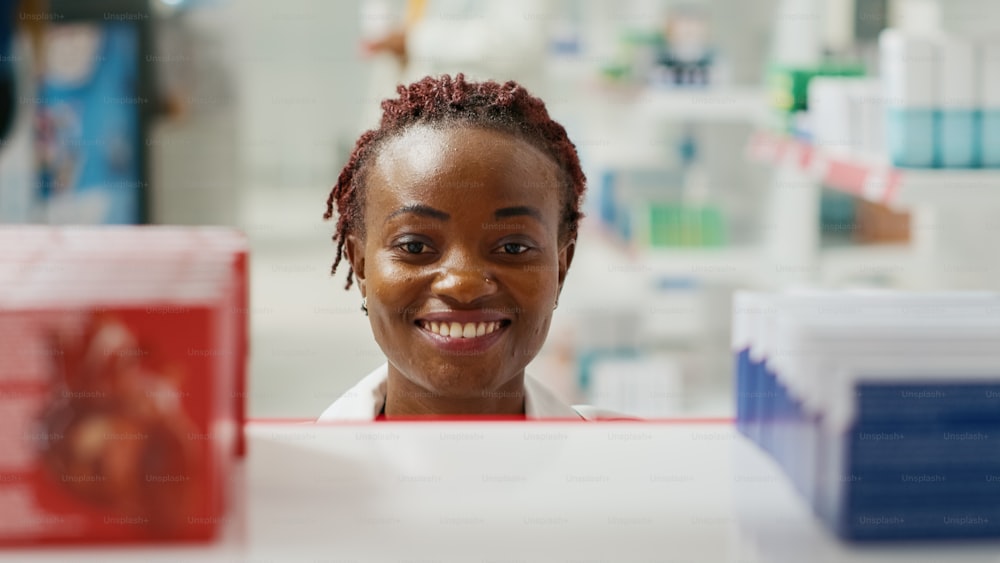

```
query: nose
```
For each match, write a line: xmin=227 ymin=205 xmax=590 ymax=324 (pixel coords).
xmin=431 ymin=250 xmax=498 ymax=305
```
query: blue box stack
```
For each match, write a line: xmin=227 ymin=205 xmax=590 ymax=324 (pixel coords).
xmin=732 ymin=290 xmax=1000 ymax=541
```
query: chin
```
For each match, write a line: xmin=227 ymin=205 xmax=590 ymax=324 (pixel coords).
xmin=416 ymin=362 xmax=517 ymax=399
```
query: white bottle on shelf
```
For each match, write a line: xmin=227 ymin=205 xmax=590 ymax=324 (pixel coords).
xmin=980 ymin=41 xmax=1000 ymax=168
xmin=808 ymin=77 xmax=851 ymax=152
xmin=936 ymin=36 xmax=977 ymax=168
xmin=879 ymin=29 xmax=937 ymax=168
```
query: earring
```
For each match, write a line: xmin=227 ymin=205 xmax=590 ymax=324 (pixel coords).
xmin=361 ymin=298 xmax=368 ymax=316
xmin=553 ymin=299 xmax=559 ymax=310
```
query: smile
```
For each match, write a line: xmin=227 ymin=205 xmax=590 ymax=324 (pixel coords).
xmin=416 ymin=320 xmax=510 ymax=339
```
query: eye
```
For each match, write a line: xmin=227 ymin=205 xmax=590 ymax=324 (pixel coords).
xmin=400 ymin=241 xmax=427 ymax=254
xmin=500 ymin=242 xmax=530 ymax=255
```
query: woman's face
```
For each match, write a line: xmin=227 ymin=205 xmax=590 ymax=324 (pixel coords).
xmin=346 ymin=124 xmax=574 ymax=400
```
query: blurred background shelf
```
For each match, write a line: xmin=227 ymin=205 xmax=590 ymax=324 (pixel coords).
xmin=748 ymin=130 xmax=1000 ymax=211
xmin=635 ymin=86 xmax=768 ymax=123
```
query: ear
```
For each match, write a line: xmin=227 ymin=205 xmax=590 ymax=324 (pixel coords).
xmin=556 ymin=238 xmax=576 ymax=296
xmin=345 ymin=234 xmax=367 ymax=297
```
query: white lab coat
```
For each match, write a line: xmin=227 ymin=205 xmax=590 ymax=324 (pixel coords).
xmin=318 ymin=363 xmax=625 ymax=421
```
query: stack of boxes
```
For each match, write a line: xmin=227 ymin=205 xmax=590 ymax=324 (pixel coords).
xmin=733 ymin=290 xmax=1000 ymax=540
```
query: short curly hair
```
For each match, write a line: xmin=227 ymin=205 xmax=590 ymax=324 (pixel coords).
xmin=323 ymin=73 xmax=586 ymax=289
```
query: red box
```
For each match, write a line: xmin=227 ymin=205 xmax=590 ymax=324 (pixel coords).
xmin=0 ymin=227 xmax=246 ymax=544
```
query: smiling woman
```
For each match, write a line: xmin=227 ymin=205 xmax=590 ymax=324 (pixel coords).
xmin=318 ymin=74 xmax=615 ymax=421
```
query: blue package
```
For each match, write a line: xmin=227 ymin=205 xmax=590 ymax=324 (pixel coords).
xmin=938 ymin=109 xmax=978 ymax=168
xmin=38 ymin=23 xmax=142 ymax=224
xmin=887 ymin=108 xmax=936 ymax=168
xmin=822 ymin=382 xmax=1000 ymax=540
xmin=981 ymin=110 xmax=1000 ymax=168
xmin=735 ymin=348 xmax=752 ymax=435
xmin=747 ymin=361 xmax=772 ymax=445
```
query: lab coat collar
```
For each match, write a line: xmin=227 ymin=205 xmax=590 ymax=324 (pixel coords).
xmin=318 ymin=363 xmax=586 ymax=421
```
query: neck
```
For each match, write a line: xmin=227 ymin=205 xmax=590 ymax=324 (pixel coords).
xmin=383 ymin=365 xmax=526 ymax=418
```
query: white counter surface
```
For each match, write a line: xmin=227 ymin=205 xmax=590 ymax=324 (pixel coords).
xmin=4 ymin=421 xmax=1000 ymax=563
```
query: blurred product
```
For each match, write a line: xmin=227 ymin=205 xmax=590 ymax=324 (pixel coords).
xmin=599 ymin=4 xmax=724 ymax=89
xmin=598 ymin=162 xmax=726 ymax=249
xmin=657 ymin=6 xmax=714 ymax=87
xmin=800 ymin=29 xmax=999 ymax=170
xmin=394 ymin=0 xmax=554 ymax=96
xmin=37 ymin=23 xmax=144 ymax=223
xmin=766 ymin=62 xmax=865 ymax=137
xmin=879 ymin=29 xmax=936 ymax=168
xmin=733 ymin=290 xmax=1000 ymax=540
xmin=937 ymin=36 xmax=976 ymax=168
xmin=981 ymin=41 xmax=1000 ymax=167
xmin=851 ymin=198 xmax=909 ymax=244
xmin=876 ymin=29 xmax=1000 ymax=169
xmin=0 ymin=226 xmax=247 ymax=544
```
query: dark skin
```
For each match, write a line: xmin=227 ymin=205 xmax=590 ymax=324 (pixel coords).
xmin=345 ymin=124 xmax=575 ymax=417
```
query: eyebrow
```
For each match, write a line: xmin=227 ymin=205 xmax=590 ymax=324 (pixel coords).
xmin=494 ymin=206 xmax=543 ymax=222
xmin=385 ymin=204 xmax=450 ymax=223
xmin=385 ymin=205 xmax=543 ymax=223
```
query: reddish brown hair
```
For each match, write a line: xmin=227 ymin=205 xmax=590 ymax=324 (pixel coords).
xmin=324 ymin=73 xmax=586 ymax=289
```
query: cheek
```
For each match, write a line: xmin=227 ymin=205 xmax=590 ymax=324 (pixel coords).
xmin=366 ymin=254 xmax=423 ymax=320
xmin=509 ymin=270 xmax=559 ymax=325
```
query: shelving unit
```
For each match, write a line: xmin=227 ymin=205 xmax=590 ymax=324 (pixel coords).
xmin=573 ymin=87 xmax=769 ymax=286
xmin=577 ymin=223 xmax=764 ymax=285
xmin=748 ymin=130 xmax=1000 ymax=290
xmin=16 ymin=422 xmax=1000 ymax=561
xmin=748 ymin=130 xmax=1000 ymax=210
xmin=635 ymin=86 xmax=769 ymax=123
xmin=582 ymin=81 xmax=767 ymax=124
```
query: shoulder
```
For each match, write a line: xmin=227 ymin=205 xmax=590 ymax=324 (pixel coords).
xmin=317 ymin=364 xmax=388 ymax=422
xmin=570 ymin=404 xmax=642 ymax=421
xmin=524 ymin=375 xmax=639 ymax=421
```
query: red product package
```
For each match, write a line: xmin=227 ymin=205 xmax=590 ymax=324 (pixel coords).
xmin=0 ymin=227 xmax=247 ymax=544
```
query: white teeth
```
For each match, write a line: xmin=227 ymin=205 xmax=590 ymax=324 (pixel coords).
xmin=422 ymin=320 xmax=505 ymax=338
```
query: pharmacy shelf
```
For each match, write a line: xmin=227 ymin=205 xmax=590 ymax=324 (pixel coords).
xmin=577 ymin=223 xmax=763 ymax=286
xmin=581 ymin=83 xmax=767 ymax=124
xmin=17 ymin=422 xmax=1000 ymax=562
xmin=634 ymin=86 xmax=769 ymax=123
xmin=638 ymin=246 xmax=764 ymax=284
xmin=582 ymin=223 xmax=911 ymax=289
xmin=818 ymin=243 xmax=915 ymax=287
xmin=748 ymin=130 xmax=1000 ymax=211
xmin=577 ymin=81 xmax=768 ymax=125
xmin=572 ymin=86 xmax=767 ymax=169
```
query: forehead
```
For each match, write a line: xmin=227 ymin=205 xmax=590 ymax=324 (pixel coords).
xmin=366 ymin=124 xmax=561 ymax=214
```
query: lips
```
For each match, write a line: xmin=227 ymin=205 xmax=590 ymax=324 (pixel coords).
xmin=413 ymin=311 xmax=512 ymax=353
xmin=418 ymin=320 xmax=506 ymax=338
